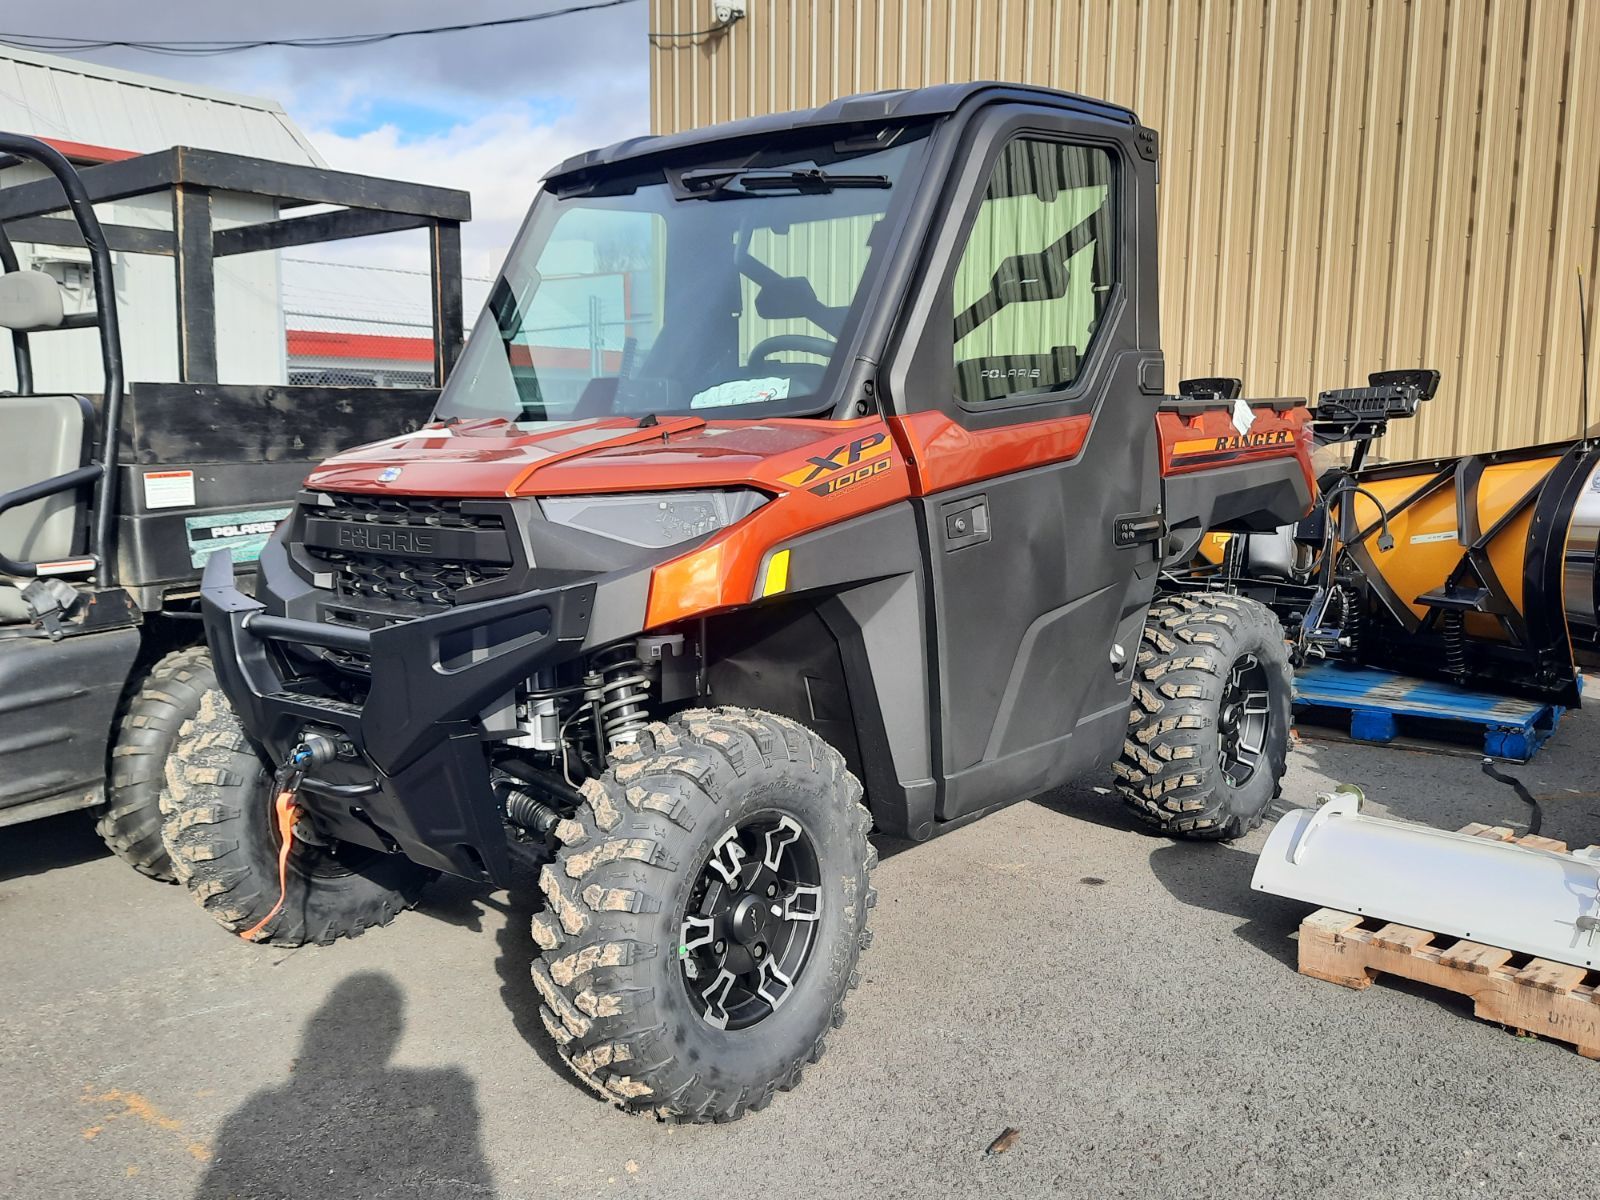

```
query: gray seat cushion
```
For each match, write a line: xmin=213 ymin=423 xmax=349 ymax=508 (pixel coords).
xmin=0 ymin=393 xmax=92 ymax=624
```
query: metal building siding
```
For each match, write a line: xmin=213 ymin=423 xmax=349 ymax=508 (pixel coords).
xmin=650 ymin=0 xmax=1600 ymax=459
xmin=0 ymin=48 xmax=329 ymax=393
xmin=0 ymin=46 xmax=324 ymax=165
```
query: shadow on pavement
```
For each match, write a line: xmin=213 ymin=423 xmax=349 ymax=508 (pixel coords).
xmin=875 ymin=778 xmax=1156 ymax=866
xmin=1031 ymin=779 xmax=1157 ymax=834
xmin=1144 ymin=839 xmax=1306 ymax=969
xmin=412 ymin=874 xmax=490 ymax=933
xmin=0 ymin=810 xmax=111 ymax=882
xmin=487 ymin=861 xmax=607 ymax=1106
xmin=195 ymin=972 xmax=497 ymax=1199
xmin=390 ymin=860 xmax=597 ymax=1103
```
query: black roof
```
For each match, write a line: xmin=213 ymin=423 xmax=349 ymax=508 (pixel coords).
xmin=546 ymin=81 xmax=1138 ymax=181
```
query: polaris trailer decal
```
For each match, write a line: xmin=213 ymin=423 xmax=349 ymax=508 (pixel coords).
xmin=184 ymin=508 xmax=292 ymax=567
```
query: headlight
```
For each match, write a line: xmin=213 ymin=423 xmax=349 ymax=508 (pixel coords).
xmin=539 ymin=489 xmax=768 ymax=548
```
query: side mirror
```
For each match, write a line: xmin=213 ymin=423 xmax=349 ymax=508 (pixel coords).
xmin=0 ymin=270 xmax=66 ymax=332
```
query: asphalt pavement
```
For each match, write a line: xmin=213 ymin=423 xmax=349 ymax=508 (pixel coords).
xmin=3 ymin=706 xmax=1598 ymax=1199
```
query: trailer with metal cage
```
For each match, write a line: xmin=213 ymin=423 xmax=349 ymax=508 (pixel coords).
xmin=0 ymin=132 xmax=470 ymax=878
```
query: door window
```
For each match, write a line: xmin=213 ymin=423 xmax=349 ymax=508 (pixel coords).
xmin=950 ymin=139 xmax=1115 ymax=405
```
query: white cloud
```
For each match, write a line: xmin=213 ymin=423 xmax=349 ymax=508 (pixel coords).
xmin=5 ymin=1 xmax=652 ymax=277
xmin=301 ymin=101 xmax=645 ymax=279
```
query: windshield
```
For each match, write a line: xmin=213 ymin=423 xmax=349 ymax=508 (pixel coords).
xmin=437 ymin=126 xmax=931 ymax=423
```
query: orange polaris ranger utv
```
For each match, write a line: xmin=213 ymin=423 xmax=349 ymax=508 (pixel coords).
xmin=171 ymin=84 xmax=1315 ymax=1120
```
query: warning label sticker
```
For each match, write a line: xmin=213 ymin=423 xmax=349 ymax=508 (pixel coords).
xmin=142 ymin=469 xmax=196 ymax=510
xmin=184 ymin=508 xmax=292 ymax=567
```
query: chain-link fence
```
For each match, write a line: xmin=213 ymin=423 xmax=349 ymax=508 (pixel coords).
xmin=283 ymin=258 xmax=491 ymax=388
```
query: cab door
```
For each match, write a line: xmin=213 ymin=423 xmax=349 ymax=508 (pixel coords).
xmin=883 ymin=110 xmax=1164 ymax=822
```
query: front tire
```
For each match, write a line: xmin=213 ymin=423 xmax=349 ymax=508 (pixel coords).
xmin=530 ymin=709 xmax=876 ymax=1123
xmin=1115 ymin=594 xmax=1292 ymax=840
xmin=95 ymin=646 xmax=218 ymax=881
xmin=161 ymin=687 xmax=435 ymax=946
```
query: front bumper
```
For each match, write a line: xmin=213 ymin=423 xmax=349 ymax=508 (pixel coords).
xmin=199 ymin=551 xmax=596 ymax=884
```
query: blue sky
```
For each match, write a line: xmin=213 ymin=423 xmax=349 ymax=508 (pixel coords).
xmin=5 ymin=1 xmax=653 ymax=273
xmin=325 ymin=95 xmax=579 ymax=144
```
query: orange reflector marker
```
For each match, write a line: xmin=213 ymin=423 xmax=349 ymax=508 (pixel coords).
xmin=644 ymin=542 xmax=726 ymax=629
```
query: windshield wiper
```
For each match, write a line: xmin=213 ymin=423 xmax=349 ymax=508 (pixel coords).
xmin=678 ymin=167 xmax=891 ymax=197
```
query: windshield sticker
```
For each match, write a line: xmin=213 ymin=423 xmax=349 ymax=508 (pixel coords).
xmin=185 ymin=508 xmax=292 ymax=568
xmin=690 ymin=377 xmax=791 ymax=409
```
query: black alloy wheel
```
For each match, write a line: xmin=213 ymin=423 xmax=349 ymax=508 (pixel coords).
xmin=679 ymin=813 xmax=824 ymax=1031
xmin=1115 ymin=594 xmax=1294 ymax=840
xmin=530 ymin=708 xmax=876 ymax=1122
xmin=1217 ymin=652 xmax=1272 ymax=787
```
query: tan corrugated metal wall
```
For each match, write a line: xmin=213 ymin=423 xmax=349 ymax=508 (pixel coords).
xmin=649 ymin=0 xmax=1600 ymax=459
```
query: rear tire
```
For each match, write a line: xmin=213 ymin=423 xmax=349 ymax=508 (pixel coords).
xmin=95 ymin=646 xmax=217 ymax=881
xmin=530 ymin=709 xmax=876 ymax=1123
xmin=1115 ymin=594 xmax=1292 ymax=841
xmin=161 ymin=687 xmax=434 ymax=946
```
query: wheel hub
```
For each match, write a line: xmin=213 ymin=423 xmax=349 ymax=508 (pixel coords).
xmin=729 ymin=894 xmax=770 ymax=945
xmin=679 ymin=813 xmax=823 ymax=1031
xmin=1218 ymin=652 xmax=1272 ymax=787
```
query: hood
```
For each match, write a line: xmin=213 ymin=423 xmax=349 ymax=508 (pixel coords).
xmin=304 ymin=416 xmax=880 ymax=498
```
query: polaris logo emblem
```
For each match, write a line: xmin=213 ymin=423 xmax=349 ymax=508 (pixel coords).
xmin=377 ymin=466 xmax=403 ymax=482
xmin=337 ymin=525 xmax=436 ymax=554
xmin=979 ymin=367 xmax=1042 ymax=380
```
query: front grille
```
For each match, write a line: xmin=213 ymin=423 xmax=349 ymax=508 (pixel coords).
xmin=320 ymin=553 xmax=512 ymax=606
xmin=304 ymin=493 xmax=513 ymax=608
xmin=313 ymin=492 xmax=506 ymax=532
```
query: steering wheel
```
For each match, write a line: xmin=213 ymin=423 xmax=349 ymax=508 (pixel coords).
xmin=749 ymin=334 xmax=836 ymax=367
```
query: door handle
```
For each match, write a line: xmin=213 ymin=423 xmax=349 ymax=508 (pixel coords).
xmin=1113 ymin=508 xmax=1166 ymax=548
xmin=940 ymin=495 xmax=990 ymax=551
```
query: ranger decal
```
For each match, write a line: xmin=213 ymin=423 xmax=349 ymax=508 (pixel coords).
xmin=1174 ymin=430 xmax=1294 ymax=456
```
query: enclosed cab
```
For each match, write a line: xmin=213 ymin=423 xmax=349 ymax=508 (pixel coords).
xmin=178 ymin=84 xmax=1313 ymax=1121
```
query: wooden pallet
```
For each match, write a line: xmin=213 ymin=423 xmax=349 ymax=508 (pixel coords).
xmin=1297 ymin=824 xmax=1600 ymax=1059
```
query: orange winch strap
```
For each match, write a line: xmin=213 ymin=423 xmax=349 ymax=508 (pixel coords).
xmin=238 ymin=789 xmax=299 ymax=942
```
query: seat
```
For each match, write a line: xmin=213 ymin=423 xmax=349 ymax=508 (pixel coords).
xmin=0 ymin=393 xmax=92 ymax=623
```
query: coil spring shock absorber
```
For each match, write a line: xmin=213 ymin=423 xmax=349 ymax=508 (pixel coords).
xmin=1337 ymin=583 xmax=1363 ymax=659
xmin=1441 ymin=610 xmax=1468 ymax=678
xmin=587 ymin=644 xmax=651 ymax=750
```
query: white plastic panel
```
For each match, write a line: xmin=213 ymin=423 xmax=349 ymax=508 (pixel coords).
xmin=1253 ymin=794 xmax=1600 ymax=970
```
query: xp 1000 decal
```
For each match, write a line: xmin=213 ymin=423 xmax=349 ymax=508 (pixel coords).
xmin=779 ymin=432 xmax=894 ymax=498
